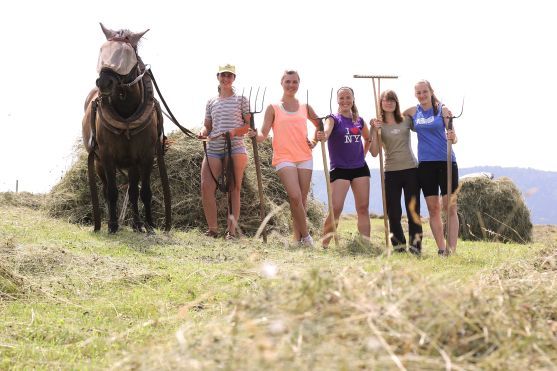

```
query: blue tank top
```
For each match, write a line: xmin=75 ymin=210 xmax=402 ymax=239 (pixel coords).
xmin=412 ymin=104 xmax=456 ymax=162
xmin=327 ymin=114 xmax=366 ymax=170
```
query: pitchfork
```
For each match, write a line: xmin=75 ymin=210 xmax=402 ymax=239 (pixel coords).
xmin=246 ymin=87 xmax=268 ymax=242
xmin=445 ymin=99 xmax=464 ymax=253
xmin=307 ymin=89 xmax=339 ymax=248
xmin=354 ymin=74 xmax=398 ymax=254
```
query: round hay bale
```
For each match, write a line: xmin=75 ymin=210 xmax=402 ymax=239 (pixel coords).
xmin=45 ymin=131 xmax=325 ymax=236
xmin=457 ymin=176 xmax=532 ymax=243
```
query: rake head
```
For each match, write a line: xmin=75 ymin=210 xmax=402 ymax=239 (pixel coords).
xmin=353 ymin=74 xmax=399 ymax=79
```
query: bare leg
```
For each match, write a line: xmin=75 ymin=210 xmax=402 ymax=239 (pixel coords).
xmin=298 ymin=168 xmax=313 ymax=240
xmin=425 ymin=195 xmax=445 ymax=251
xmin=322 ymin=179 xmax=350 ymax=247
xmin=278 ymin=167 xmax=310 ymax=241
xmin=442 ymin=194 xmax=459 ymax=252
xmin=201 ymin=157 xmax=223 ymax=233
xmin=351 ymin=176 xmax=370 ymax=239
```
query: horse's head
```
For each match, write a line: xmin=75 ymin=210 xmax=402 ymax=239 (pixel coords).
xmin=95 ymin=23 xmax=149 ymax=97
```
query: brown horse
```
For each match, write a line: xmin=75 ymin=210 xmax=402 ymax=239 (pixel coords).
xmin=82 ymin=23 xmax=171 ymax=233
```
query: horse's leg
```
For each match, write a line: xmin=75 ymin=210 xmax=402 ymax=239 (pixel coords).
xmin=103 ymin=162 xmax=119 ymax=233
xmin=128 ymin=166 xmax=144 ymax=233
xmin=89 ymin=155 xmax=101 ymax=231
xmin=140 ymin=161 xmax=155 ymax=233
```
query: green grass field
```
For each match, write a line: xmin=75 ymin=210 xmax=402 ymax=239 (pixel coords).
xmin=1 ymin=200 xmax=556 ymax=370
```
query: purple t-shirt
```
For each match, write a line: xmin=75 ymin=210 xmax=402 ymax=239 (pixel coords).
xmin=327 ymin=113 xmax=366 ymax=170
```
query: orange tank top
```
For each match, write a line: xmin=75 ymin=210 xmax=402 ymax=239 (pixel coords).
xmin=271 ymin=103 xmax=312 ymax=166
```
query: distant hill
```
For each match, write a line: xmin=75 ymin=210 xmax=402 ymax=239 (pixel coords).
xmin=311 ymin=166 xmax=557 ymax=224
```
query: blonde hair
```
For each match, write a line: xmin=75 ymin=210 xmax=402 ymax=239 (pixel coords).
xmin=281 ymin=70 xmax=300 ymax=83
xmin=415 ymin=80 xmax=440 ymax=115
xmin=337 ymin=87 xmax=359 ymax=123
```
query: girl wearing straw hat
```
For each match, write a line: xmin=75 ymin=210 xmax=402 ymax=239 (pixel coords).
xmin=199 ymin=64 xmax=250 ymax=240
xmin=371 ymin=89 xmax=423 ymax=255
xmin=403 ymin=80 xmax=458 ymax=256
xmin=248 ymin=70 xmax=320 ymax=246
xmin=316 ymin=87 xmax=371 ymax=248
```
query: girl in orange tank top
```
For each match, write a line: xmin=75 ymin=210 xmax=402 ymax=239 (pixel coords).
xmin=248 ymin=70 xmax=320 ymax=245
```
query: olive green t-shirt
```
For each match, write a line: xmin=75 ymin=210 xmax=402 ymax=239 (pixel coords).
xmin=379 ymin=117 xmax=418 ymax=172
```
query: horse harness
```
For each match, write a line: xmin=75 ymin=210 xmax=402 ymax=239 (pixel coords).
xmin=88 ymin=62 xmax=165 ymax=154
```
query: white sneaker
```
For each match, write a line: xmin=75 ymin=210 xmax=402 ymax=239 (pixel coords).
xmin=300 ymin=234 xmax=314 ymax=246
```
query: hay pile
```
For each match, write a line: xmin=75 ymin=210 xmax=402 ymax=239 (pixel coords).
xmin=0 ymin=236 xmax=162 ymax=301
xmin=457 ymin=176 xmax=532 ymax=243
xmin=45 ymin=132 xmax=325 ymax=236
xmin=115 ymin=246 xmax=557 ymax=370
xmin=0 ymin=192 xmax=45 ymax=210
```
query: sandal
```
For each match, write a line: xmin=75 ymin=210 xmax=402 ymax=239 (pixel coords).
xmin=225 ymin=231 xmax=237 ymax=240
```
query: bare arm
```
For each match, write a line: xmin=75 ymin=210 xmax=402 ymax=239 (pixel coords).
xmin=231 ymin=113 xmax=251 ymax=137
xmin=306 ymin=104 xmax=322 ymax=129
xmin=402 ymin=106 xmax=416 ymax=118
xmin=361 ymin=118 xmax=371 ymax=154
xmin=316 ymin=116 xmax=335 ymax=143
xmin=369 ymin=118 xmax=380 ymax=157
xmin=199 ymin=117 xmax=212 ymax=138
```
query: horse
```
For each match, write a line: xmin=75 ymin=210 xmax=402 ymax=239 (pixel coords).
xmin=82 ymin=23 xmax=171 ymax=233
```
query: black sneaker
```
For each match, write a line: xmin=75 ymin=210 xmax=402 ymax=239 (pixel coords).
xmin=409 ymin=246 xmax=421 ymax=257
xmin=393 ymin=246 xmax=407 ymax=253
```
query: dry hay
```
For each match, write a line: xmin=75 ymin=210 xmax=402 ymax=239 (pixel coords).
xmin=110 ymin=246 xmax=557 ymax=370
xmin=45 ymin=132 xmax=325 ymax=236
xmin=457 ymin=176 xmax=532 ymax=243
xmin=0 ymin=192 xmax=45 ymax=210
xmin=0 ymin=235 xmax=161 ymax=301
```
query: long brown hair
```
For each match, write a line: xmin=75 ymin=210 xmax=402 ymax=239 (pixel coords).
xmin=416 ymin=80 xmax=440 ymax=115
xmin=337 ymin=87 xmax=359 ymax=123
xmin=380 ymin=90 xmax=403 ymax=123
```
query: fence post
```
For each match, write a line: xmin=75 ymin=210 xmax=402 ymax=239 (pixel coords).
xmin=16 ymin=180 xmax=18 ymax=193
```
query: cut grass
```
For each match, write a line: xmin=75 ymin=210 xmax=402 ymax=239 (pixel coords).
xmin=1 ymin=204 xmax=555 ymax=370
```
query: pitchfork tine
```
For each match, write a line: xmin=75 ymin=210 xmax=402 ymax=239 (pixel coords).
xmin=257 ymin=88 xmax=266 ymax=113
xmin=454 ymin=97 xmax=465 ymax=118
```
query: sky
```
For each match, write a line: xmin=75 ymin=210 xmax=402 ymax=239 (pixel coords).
xmin=1 ymin=0 xmax=556 ymax=193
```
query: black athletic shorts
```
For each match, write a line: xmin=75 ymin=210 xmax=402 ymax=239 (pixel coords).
xmin=330 ymin=164 xmax=370 ymax=182
xmin=418 ymin=161 xmax=459 ymax=197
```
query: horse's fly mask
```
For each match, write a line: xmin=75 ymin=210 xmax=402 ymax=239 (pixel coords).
xmin=97 ymin=40 xmax=137 ymax=75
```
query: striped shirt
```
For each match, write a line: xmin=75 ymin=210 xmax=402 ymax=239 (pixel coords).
xmin=205 ymin=95 xmax=249 ymax=154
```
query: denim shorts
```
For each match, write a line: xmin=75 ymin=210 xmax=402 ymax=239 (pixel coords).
xmin=206 ymin=146 xmax=247 ymax=159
